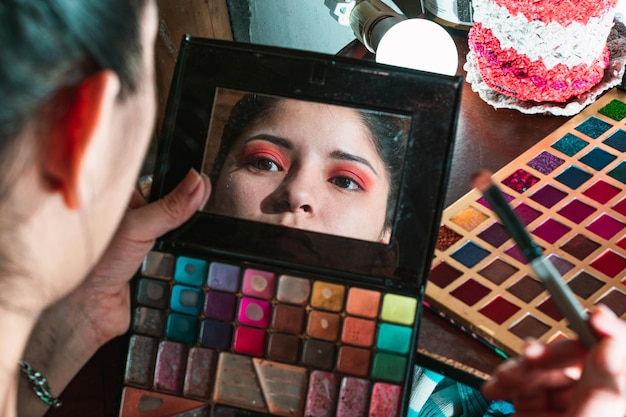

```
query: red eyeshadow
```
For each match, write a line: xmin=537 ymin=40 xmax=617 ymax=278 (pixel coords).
xmin=429 ymin=262 xmax=463 ymax=288
xmin=529 ymin=184 xmax=567 ymax=208
xmin=586 ymin=214 xmax=626 ymax=240
xmin=513 ymin=203 xmax=542 ymax=226
xmin=590 ymin=250 xmax=626 ymax=278
xmin=537 ymin=297 xmax=564 ymax=321
xmin=479 ymin=296 xmax=520 ymax=324
xmin=505 ymin=244 xmax=531 ymax=264
xmin=596 ymin=289 xmax=626 ymax=316
xmin=478 ymin=222 xmax=511 ymax=248
xmin=582 ymin=180 xmax=621 ymax=204
xmin=613 ymin=197 xmax=626 ymax=217
xmin=501 ymin=169 xmax=540 ymax=193
xmin=557 ymin=199 xmax=597 ymax=223
xmin=618 ymin=236 xmax=626 ymax=251
xmin=532 ymin=219 xmax=571 ymax=244
xmin=450 ymin=279 xmax=490 ymax=306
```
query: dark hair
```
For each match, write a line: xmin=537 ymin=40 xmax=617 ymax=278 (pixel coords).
xmin=0 ymin=0 xmax=146 ymax=195
xmin=211 ymin=94 xmax=409 ymax=230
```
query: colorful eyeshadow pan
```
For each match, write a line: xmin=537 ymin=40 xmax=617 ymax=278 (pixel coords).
xmin=450 ymin=206 xmax=489 ymax=231
xmin=426 ymin=89 xmax=626 ymax=357
xmin=127 ymin=250 xmax=418 ymax=416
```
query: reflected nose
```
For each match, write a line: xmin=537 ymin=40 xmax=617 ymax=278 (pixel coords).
xmin=274 ymin=167 xmax=317 ymax=215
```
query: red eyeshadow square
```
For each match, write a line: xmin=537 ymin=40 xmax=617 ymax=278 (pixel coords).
xmin=479 ymin=296 xmax=520 ymax=324
xmin=477 ymin=222 xmax=511 ymax=248
xmin=583 ymin=180 xmax=621 ymax=204
xmin=557 ymin=199 xmax=597 ymax=224
xmin=591 ymin=250 xmax=626 ymax=278
xmin=612 ymin=197 xmax=626 ymax=217
xmin=537 ymin=297 xmax=564 ymax=322
xmin=450 ymin=279 xmax=491 ymax=306
xmin=618 ymin=236 xmax=626 ymax=251
xmin=513 ymin=203 xmax=542 ymax=225
xmin=586 ymin=214 xmax=626 ymax=240
xmin=560 ymin=234 xmax=601 ymax=260
xmin=596 ymin=289 xmax=626 ymax=316
xmin=532 ymin=219 xmax=571 ymax=244
xmin=502 ymin=169 xmax=540 ymax=193
xmin=509 ymin=315 xmax=550 ymax=340
xmin=505 ymin=244 xmax=531 ymax=264
xmin=429 ymin=262 xmax=463 ymax=288
xmin=530 ymin=184 xmax=567 ymax=208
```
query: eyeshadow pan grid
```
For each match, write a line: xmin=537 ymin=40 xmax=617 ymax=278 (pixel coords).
xmin=124 ymin=251 xmax=419 ymax=416
xmin=426 ymin=89 xmax=626 ymax=356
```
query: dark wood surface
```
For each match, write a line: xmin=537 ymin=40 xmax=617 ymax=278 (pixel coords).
xmin=45 ymin=29 xmax=569 ymax=417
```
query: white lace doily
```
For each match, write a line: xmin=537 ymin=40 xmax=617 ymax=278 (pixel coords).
xmin=464 ymin=18 xmax=626 ymax=116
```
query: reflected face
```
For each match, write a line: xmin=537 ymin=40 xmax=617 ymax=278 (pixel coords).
xmin=209 ymin=99 xmax=391 ymax=242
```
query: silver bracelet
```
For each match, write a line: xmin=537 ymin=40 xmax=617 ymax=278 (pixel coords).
xmin=19 ymin=360 xmax=62 ymax=409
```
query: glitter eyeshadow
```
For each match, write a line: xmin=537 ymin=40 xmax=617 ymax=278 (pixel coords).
xmin=436 ymin=225 xmax=463 ymax=251
xmin=507 ymin=275 xmax=544 ymax=303
xmin=575 ymin=116 xmax=613 ymax=139
xmin=590 ymin=250 xmax=626 ymax=278
xmin=479 ymin=258 xmax=518 ymax=284
xmin=501 ymin=169 xmax=540 ymax=193
xmin=529 ymin=184 xmax=567 ymax=208
xmin=599 ymin=99 xmax=626 ymax=121
xmin=608 ymin=161 xmax=626 ymax=185
xmin=450 ymin=241 xmax=490 ymax=268
xmin=568 ymin=271 xmax=604 ymax=299
xmin=513 ymin=203 xmax=542 ymax=225
xmin=532 ymin=218 xmax=571 ymax=244
xmin=560 ymin=234 xmax=601 ymax=261
xmin=586 ymin=214 xmax=626 ymax=240
xmin=552 ymin=133 xmax=588 ymax=157
xmin=450 ymin=206 xmax=489 ymax=231
xmin=603 ymin=129 xmax=626 ymax=152
xmin=583 ymin=180 xmax=621 ymax=204
xmin=527 ymin=151 xmax=565 ymax=174
xmin=509 ymin=315 xmax=550 ymax=340
xmin=479 ymin=296 xmax=520 ymax=324
xmin=555 ymin=165 xmax=593 ymax=190
xmin=477 ymin=222 xmax=510 ymax=248
xmin=557 ymin=199 xmax=597 ymax=223
xmin=429 ymin=262 xmax=463 ymax=288
xmin=579 ymin=147 xmax=617 ymax=171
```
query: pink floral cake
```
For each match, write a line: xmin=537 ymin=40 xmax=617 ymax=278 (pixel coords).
xmin=468 ymin=0 xmax=618 ymax=103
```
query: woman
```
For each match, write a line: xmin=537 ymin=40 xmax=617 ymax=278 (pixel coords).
xmin=2 ymin=1 xmax=210 ymax=416
xmin=206 ymin=94 xmax=408 ymax=243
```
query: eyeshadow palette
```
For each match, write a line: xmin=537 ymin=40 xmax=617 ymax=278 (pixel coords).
xmin=426 ymin=87 xmax=626 ymax=357
xmin=118 ymin=38 xmax=463 ymax=416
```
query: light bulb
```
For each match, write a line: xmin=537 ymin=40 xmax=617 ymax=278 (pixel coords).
xmin=375 ymin=19 xmax=458 ymax=76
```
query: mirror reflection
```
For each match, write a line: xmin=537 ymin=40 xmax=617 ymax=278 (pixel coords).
xmin=202 ymin=88 xmax=410 ymax=244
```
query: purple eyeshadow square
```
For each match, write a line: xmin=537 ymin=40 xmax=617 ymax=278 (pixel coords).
xmin=527 ymin=151 xmax=565 ymax=175
xmin=208 ymin=262 xmax=240 ymax=292
xmin=505 ymin=244 xmax=530 ymax=264
xmin=547 ymin=254 xmax=575 ymax=275
xmin=154 ymin=341 xmax=188 ymax=394
xmin=530 ymin=184 xmax=567 ymax=208
xmin=501 ymin=169 xmax=540 ymax=193
xmin=478 ymin=222 xmax=511 ymax=248
xmin=587 ymin=214 xmax=626 ymax=240
xmin=513 ymin=203 xmax=542 ymax=226
xmin=204 ymin=291 xmax=237 ymax=321
xmin=532 ymin=218 xmax=571 ymax=244
xmin=477 ymin=191 xmax=514 ymax=210
xmin=557 ymin=199 xmax=597 ymax=223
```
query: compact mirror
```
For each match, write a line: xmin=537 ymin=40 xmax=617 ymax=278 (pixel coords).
xmin=201 ymin=88 xmax=410 ymax=244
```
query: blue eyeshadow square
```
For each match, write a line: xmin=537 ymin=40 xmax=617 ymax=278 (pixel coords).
xmin=608 ymin=161 xmax=626 ymax=185
xmin=552 ymin=133 xmax=588 ymax=157
xmin=165 ymin=313 xmax=198 ymax=344
xmin=555 ymin=166 xmax=593 ymax=189
xmin=199 ymin=319 xmax=233 ymax=350
xmin=174 ymin=256 xmax=207 ymax=287
xmin=450 ymin=241 xmax=490 ymax=268
xmin=170 ymin=285 xmax=204 ymax=316
xmin=575 ymin=116 xmax=613 ymax=139
xmin=579 ymin=147 xmax=617 ymax=171
xmin=604 ymin=129 xmax=626 ymax=152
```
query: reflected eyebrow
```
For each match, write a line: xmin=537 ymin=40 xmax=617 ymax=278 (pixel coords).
xmin=330 ymin=150 xmax=378 ymax=176
xmin=244 ymin=135 xmax=294 ymax=150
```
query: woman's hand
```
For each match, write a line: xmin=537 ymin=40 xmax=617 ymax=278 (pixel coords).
xmin=482 ymin=305 xmax=626 ymax=417
xmin=19 ymin=169 xmax=210 ymax=417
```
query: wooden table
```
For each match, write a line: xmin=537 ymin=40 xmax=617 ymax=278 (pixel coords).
xmin=45 ymin=30 xmax=568 ymax=417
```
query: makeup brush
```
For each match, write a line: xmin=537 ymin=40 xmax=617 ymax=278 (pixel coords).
xmin=471 ymin=169 xmax=598 ymax=348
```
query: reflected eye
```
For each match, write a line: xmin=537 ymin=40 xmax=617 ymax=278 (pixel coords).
xmin=329 ymin=176 xmax=363 ymax=191
xmin=249 ymin=157 xmax=282 ymax=172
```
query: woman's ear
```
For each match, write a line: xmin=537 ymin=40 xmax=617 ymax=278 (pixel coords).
xmin=43 ymin=70 xmax=120 ymax=209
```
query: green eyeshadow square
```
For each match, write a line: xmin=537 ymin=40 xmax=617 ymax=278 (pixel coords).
xmin=599 ymin=99 xmax=626 ymax=121
xmin=376 ymin=323 xmax=412 ymax=354
xmin=380 ymin=294 xmax=417 ymax=326
xmin=371 ymin=352 xmax=406 ymax=383
xmin=165 ymin=313 xmax=198 ymax=344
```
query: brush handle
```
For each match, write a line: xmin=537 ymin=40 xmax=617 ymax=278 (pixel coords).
xmin=531 ymin=257 xmax=598 ymax=348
